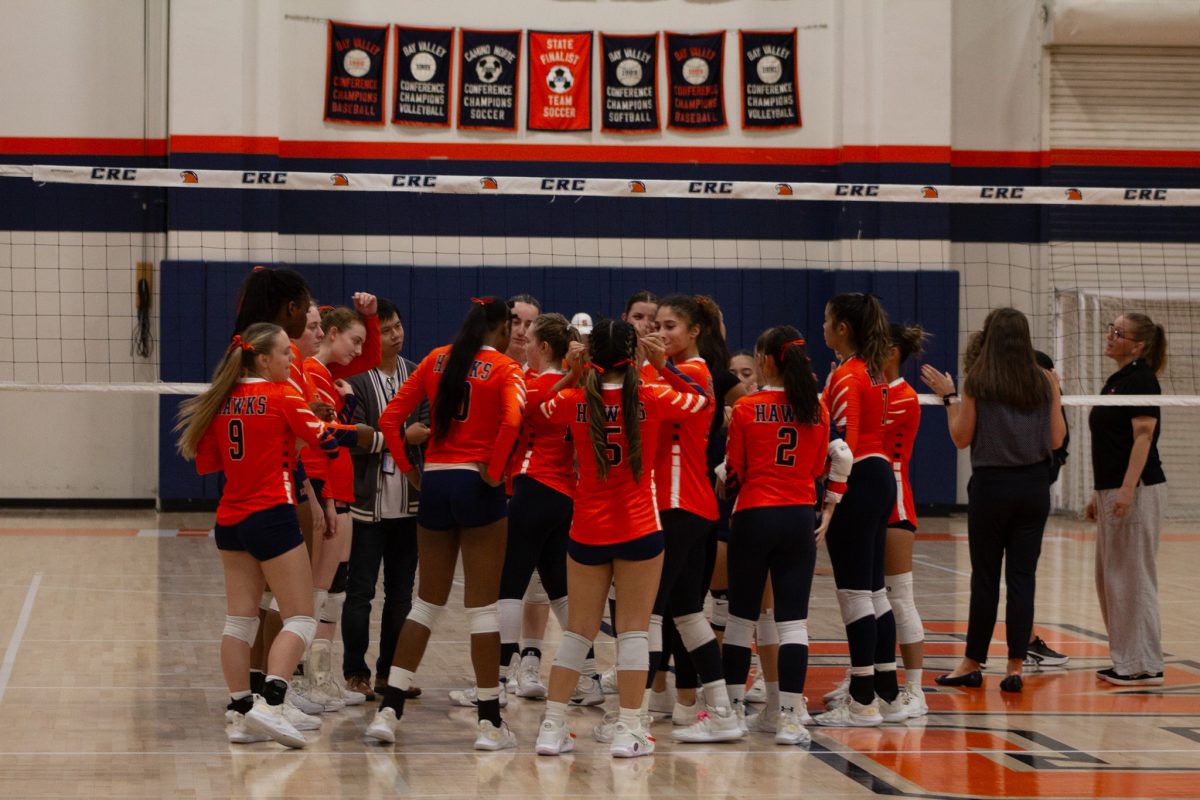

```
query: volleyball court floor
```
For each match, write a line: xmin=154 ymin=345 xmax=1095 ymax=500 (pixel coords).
xmin=0 ymin=509 xmax=1197 ymax=799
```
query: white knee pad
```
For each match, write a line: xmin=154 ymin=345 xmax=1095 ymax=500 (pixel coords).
xmin=258 ymin=591 xmax=274 ymax=613
xmin=756 ymin=611 xmax=779 ymax=647
xmin=836 ymin=589 xmax=874 ymax=625
xmin=616 ymin=631 xmax=650 ymax=672
xmin=724 ymin=615 xmax=756 ymax=650
xmin=408 ymin=597 xmax=446 ymax=631
xmin=466 ymin=602 xmax=499 ymax=635
xmin=499 ymin=598 xmax=522 ymax=644
xmin=553 ymin=631 xmax=592 ymax=673
xmin=675 ymin=611 xmax=716 ymax=652
xmin=281 ymin=615 xmax=317 ymax=649
xmin=223 ymin=615 xmax=260 ymax=645
xmin=320 ymin=591 xmax=345 ymax=625
xmin=776 ymin=618 xmax=809 ymax=648
xmin=648 ymin=614 xmax=663 ymax=652
xmin=871 ymin=588 xmax=891 ymax=619
xmin=549 ymin=596 xmax=569 ymax=631
xmin=523 ymin=573 xmax=549 ymax=605
xmin=887 ymin=572 xmax=924 ymax=645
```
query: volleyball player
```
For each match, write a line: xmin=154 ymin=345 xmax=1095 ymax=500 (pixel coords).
xmin=533 ymin=319 xmax=711 ymax=758
xmin=494 ymin=314 xmax=579 ymax=699
xmin=721 ymin=327 xmax=843 ymax=745
xmin=366 ymin=297 xmax=525 ymax=750
xmin=176 ymin=322 xmax=339 ymax=748
xmin=813 ymin=293 xmax=902 ymax=727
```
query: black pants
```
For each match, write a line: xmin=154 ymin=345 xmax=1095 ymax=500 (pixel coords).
xmin=965 ymin=463 xmax=1051 ymax=664
xmin=653 ymin=509 xmax=717 ymax=618
xmin=499 ymin=476 xmax=571 ymax=601
xmin=342 ymin=516 xmax=418 ymax=679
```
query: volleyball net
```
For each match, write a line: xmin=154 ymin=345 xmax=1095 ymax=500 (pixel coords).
xmin=1 ymin=162 xmax=1198 ymax=515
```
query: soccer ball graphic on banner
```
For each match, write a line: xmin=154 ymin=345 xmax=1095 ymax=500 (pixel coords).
xmin=547 ymin=66 xmax=574 ymax=93
xmin=476 ymin=55 xmax=503 ymax=84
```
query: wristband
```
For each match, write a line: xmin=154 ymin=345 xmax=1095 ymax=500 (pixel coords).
xmin=942 ymin=392 xmax=959 ymax=406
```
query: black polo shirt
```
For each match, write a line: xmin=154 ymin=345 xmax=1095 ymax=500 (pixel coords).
xmin=1088 ymin=359 xmax=1166 ymax=490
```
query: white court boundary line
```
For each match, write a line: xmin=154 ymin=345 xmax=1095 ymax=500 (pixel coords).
xmin=0 ymin=572 xmax=42 ymax=705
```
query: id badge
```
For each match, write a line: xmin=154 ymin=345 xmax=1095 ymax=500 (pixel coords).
xmin=381 ymin=451 xmax=396 ymax=475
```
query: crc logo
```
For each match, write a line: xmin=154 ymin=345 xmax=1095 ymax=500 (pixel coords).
xmin=980 ymin=186 xmax=1024 ymax=199
xmin=480 ymin=177 xmax=498 ymax=190
xmin=90 ymin=168 xmax=137 ymax=181
xmin=835 ymin=184 xmax=879 ymax=197
xmin=540 ymin=179 xmax=586 ymax=192
xmin=330 ymin=173 xmax=350 ymax=186
xmin=1124 ymin=188 xmax=1167 ymax=201
xmin=921 ymin=186 xmax=939 ymax=198
xmin=242 ymin=171 xmax=288 ymax=184
xmin=775 ymin=183 xmax=793 ymax=196
xmin=687 ymin=181 xmax=733 ymax=194
xmin=628 ymin=180 xmax=646 ymax=193
xmin=180 ymin=170 xmax=199 ymax=184
xmin=391 ymin=175 xmax=438 ymax=188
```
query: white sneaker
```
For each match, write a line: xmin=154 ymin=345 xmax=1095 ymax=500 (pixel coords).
xmin=285 ymin=686 xmax=325 ymax=715
xmin=600 ymin=665 xmax=619 ymax=695
xmin=281 ymin=700 xmax=322 ymax=731
xmin=905 ymin=683 xmax=929 ymax=717
xmin=749 ymin=705 xmax=779 ymax=733
xmin=610 ymin=720 xmax=656 ymax=758
xmin=593 ymin=710 xmax=654 ymax=743
xmin=814 ymin=698 xmax=882 ymax=728
xmin=648 ymin=687 xmax=676 ymax=716
xmin=225 ymin=710 xmax=271 ymax=743
xmin=799 ymin=696 xmax=815 ymax=725
xmin=672 ymin=707 xmax=745 ymax=743
xmin=570 ymin=673 xmax=605 ymax=706
xmin=822 ymin=671 xmax=851 ymax=709
xmin=318 ymin=673 xmax=366 ymax=706
xmin=733 ymin=701 xmax=749 ymax=734
xmin=365 ymin=707 xmax=399 ymax=744
xmin=775 ymin=708 xmax=812 ymax=746
xmin=244 ymin=697 xmax=307 ymax=748
xmin=474 ymin=719 xmax=517 ymax=751
xmin=516 ymin=653 xmax=547 ymax=699
xmin=449 ymin=683 xmax=508 ymax=708
xmin=671 ymin=700 xmax=699 ymax=725
xmin=536 ymin=717 xmax=576 ymax=755
xmin=745 ymin=666 xmax=767 ymax=704
xmin=291 ymin=674 xmax=344 ymax=712
xmin=879 ymin=689 xmax=925 ymax=722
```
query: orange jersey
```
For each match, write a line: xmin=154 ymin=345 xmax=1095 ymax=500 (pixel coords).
xmin=195 ymin=378 xmax=331 ymax=526
xmin=288 ymin=343 xmax=330 ymax=489
xmin=653 ymin=358 xmax=717 ymax=520
xmin=823 ymin=356 xmax=889 ymax=461
xmin=379 ymin=345 xmax=525 ymax=478
xmin=541 ymin=382 xmax=711 ymax=545
xmin=884 ymin=378 xmax=920 ymax=528
xmin=512 ymin=370 xmax=575 ymax=498
xmin=725 ymin=389 xmax=831 ymax=512
xmin=304 ymin=357 xmax=355 ymax=504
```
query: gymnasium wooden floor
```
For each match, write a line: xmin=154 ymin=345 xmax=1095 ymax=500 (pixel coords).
xmin=1 ymin=509 xmax=1198 ymax=799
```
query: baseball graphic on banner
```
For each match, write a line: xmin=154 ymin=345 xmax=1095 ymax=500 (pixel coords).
xmin=682 ymin=57 xmax=710 ymax=85
xmin=344 ymin=49 xmax=371 ymax=77
xmin=616 ymin=59 xmax=643 ymax=87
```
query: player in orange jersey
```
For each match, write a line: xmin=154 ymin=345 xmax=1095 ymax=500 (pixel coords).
xmin=497 ymin=314 xmax=581 ymax=698
xmin=176 ymin=322 xmax=339 ymax=749
xmin=367 ymin=297 xmax=526 ymax=751
xmin=533 ymin=318 xmax=711 ymax=758
xmin=721 ymin=326 xmax=844 ymax=745
xmin=814 ymin=293 xmax=901 ymax=728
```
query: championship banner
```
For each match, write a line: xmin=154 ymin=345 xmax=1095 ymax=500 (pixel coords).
xmin=458 ymin=29 xmax=521 ymax=131
xmin=324 ymin=21 xmax=389 ymax=125
xmin=600 ymin=33 xmax=660 ymax=133
xmin=665 ymin=31 xmax=726 ymax=131
xmin=527 ymin=31 xmax=592 ymax=131
xmin=740 ymin=30 xmax=800 ymax=129
xmin=392 ymin=26 xmax=454 ymax=127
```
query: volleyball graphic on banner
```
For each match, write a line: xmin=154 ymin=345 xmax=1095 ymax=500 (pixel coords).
xmin=393 ymin=26 xmax=453 ymax=127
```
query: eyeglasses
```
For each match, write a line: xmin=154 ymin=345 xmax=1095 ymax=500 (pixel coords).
xmin=1106 ymin=324 xmax=1139 ymax=342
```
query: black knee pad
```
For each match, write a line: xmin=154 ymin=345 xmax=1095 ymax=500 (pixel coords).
xmin=330 ymin=561 xmax=349 ymax=594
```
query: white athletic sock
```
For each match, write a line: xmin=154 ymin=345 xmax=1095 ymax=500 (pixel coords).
xmin=703 ymin=679 xmax=731 ymax=710
xmin=619 ymin=707 xmax=640 ymax=727
xmin=475 ymin=685 xmax=500 ymax=702
xmin=780 ymin=691 xmax=804 ymax=714
xmin=545 ymin=700 xmax=568 ymax=723
xmin=727 ymin=683 xmax=746 ymax=705
xmin=388 ymin=666 xmax=415 ymax=691
xmin=582 ymin=657 xmax=597 ymax=677
xmin=906 ymin=669 xmax=923 ymax=688
xmin=640 ymin=688 xmax=651 ymax=714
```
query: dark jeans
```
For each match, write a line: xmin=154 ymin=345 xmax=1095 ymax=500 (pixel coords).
xmin=341 ymin=516 xmax=419 ymax=679
xmin=965 ymin=463 xmax=1051 ymax=664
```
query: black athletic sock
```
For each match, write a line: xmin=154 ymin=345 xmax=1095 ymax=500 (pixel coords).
xmin=380 ymin=686 xmax=407 ymax=715
xmin=520 ymin=646 xmax=542 ymax=660
xmin=249 ymin=670 xmax=265 ymax=695
xmin=263 ymin=678 xmax=288 ymax=706
xmin=500 ymin=642 xmax=519 ymax=668
xmin=849 ymin=675 xmax=875 ymax=706
xmin=228 ymin=694 xmax=254 ymax=714
xmin=874 ymin=669 xmax=899 ymax=702
xmin=477 ymin=698 xmax=502 ymax=727
xmin=645 ymin=651 xmax=663 ymax=689
xmin=778 ymin=644 xmax=810 ymax=696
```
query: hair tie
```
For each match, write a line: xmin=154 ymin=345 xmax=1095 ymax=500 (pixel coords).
xmin=778 ymin=338 xmax=806 ymax=360
xmin=318 ymin=304 xmax=334 ymax=314
xmin=585 ymin=362 xmax=605 ymax=374
xmin=251 ymin=265 xmax=267 ymax=272
xmin=611 ymin=358 xmax=632 ymax=369
xmin=228 ymin=334 xmax=254 ymax=354
xmin=694 ymin=295 xmax=709 ymax=307
xmin=470 ymin=297 xmax=493 ymax=306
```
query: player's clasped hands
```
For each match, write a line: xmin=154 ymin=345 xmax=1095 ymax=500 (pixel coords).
xmin=641 ymin=332 xmax=667 ymax=369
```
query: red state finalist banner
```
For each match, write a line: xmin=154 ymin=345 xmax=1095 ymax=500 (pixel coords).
xmin=665 ymin=31 xmax=726 ymax=131
xmin=527 ymin=31 xmax=593 ymax=131
xmin=325 ymin=21 xmax=389 ymax=125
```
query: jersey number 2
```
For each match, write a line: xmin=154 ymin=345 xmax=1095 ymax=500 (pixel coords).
xmin=775 ymin=427 xmax=797 ymax=467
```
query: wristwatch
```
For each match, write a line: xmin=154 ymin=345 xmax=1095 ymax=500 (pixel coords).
xmin=942 ymin=392 xmax=958 ymax=406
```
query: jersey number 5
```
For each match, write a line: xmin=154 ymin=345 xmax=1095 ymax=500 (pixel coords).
xmin=775 ymin=427 xmax=797 ymax=467
xmin=604 ymin=425 xmax=623 ymax=466
xmin=228 ymin=419 xmax=245 ymax=461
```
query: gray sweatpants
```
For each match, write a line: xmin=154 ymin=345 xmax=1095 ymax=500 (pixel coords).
xmin=1095 ymin=482 xmax=1166 ymax=676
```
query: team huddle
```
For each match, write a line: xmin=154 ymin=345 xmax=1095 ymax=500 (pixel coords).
xmin=176 ymin=267 xmax=942 ymax=757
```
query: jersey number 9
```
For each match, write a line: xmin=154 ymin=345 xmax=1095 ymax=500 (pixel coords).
xmin=228 ymin=419 xmax=245 ymax=461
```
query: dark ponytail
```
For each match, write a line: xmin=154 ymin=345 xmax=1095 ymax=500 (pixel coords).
xmin=659 ymin=294 xmax=731 ymax=375
xmin=1125 ymin=312 xmax=1168 ymax=374
xmin=433 ymin=297 xmax=513 ymax=442
xmin=889 ymin=322 xmax=928 ymax=367
xmin=582 ymin=318 xmax=642 ymax=481
xmin=827 ymin=293 xmax=891 ymax=378
xmin=233 ymin=266 xmax=311 ymax=337
xmin=756 ymin=326 xmax=820 ymax=424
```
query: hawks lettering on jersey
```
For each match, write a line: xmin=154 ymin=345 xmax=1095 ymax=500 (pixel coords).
xmin=823 ymin=356 xmax=889 ymax=461
xmin=725 ymin=389 xmax=831 ymax=511
xmin=379 ymin=345 xmax=525 ymax=479
xmin=541 ymin=382 xmax=709 ymax=545
xmin=651 ymin=358 xmax=718 ymax=520
xmin=195 ymin=378 xmax=334 ymax=525
xmin=884 ymin=378 xmax=920 ymax=527
xmin=512 ymin=370 xmax=575 ymax=498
